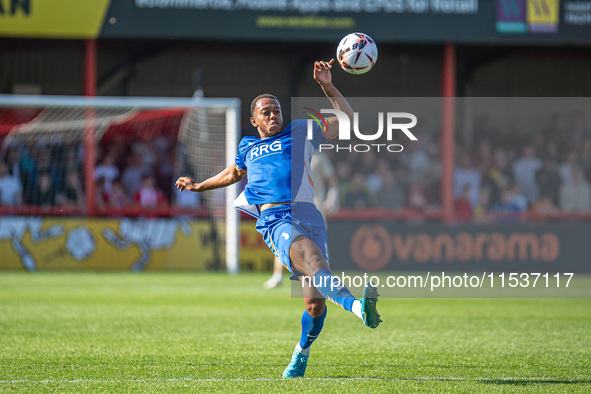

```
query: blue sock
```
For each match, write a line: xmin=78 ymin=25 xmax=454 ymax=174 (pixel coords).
xmin=299 ymin=308 xmax=327 ymax=351
xmin=311 ymin=269 xmax=356 ymax=312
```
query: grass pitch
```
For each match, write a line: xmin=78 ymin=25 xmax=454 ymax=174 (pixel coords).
xmin=0 ymin=272 xmax=590 ymax=392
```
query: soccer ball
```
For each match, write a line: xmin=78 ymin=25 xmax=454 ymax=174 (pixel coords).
xmin=336 ymin=32 xmax=378 ymax=75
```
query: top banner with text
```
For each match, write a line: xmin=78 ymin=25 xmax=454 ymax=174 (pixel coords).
xmin=99 ymin=0 xmax=590 ymax=43
xmin=3 ymin=0 xmax=588 ymax=42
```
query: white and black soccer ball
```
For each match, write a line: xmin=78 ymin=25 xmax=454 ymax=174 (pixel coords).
xmin=336 ymin=32 xmax=378 ymax=75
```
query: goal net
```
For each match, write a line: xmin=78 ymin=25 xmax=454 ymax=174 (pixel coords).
xmin=0 ymin=94 xmax=240 ymax=273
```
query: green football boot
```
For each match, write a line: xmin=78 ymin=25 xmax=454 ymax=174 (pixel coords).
xmin=360 ymin=281 xmax=382 ymax=329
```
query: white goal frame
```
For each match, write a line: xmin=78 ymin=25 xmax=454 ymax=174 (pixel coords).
xmin=0 ymin=94 xmax=241 ymax=274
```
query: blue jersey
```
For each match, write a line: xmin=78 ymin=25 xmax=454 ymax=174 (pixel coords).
xmin=233 ymin=119 xmax=332 ymax=218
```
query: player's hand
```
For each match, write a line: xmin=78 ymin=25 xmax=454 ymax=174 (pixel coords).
xmin=175 ymin=176 xmax=198 ymax=192
xmin=314 ymin=59 xmax=334 ymax=87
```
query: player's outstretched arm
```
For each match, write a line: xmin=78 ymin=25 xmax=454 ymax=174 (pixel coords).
xmin=313 ymin=59 xmax=354 ymax=138
xmin=175 ymin=164 xmax=245 ymax=192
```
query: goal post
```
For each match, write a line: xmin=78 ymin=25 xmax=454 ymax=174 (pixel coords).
xmin=225 ymin=104 xmax=240 ymax=274
xmin=0 ymin=94 xmax=241 ymax=273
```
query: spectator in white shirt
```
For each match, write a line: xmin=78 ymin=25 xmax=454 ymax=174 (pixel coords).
xmin=454 ymin=153 xmax=481 ymax=207
xmin=0 ymin=160 xmax=23 ymax=206
xmin=93 ymin=152 xmax=119 ymax=194
xmin=512 ymin=144 xmax=542 ymax=205
xmin=559 ymin=166 xmax=591 ymax=212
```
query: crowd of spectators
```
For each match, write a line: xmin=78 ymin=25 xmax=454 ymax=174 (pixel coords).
xmin=0 ymin=139 xmax=84 ymax=209
xmin=1 ymin=109 xmax=590 ymax=223
xmin=324 ymin=110 xmax=591 ymax=222
xmin=0 ymin=134 xmax=181 ymax=212
xmin=92 ymin=136 xmax=178 ymax=211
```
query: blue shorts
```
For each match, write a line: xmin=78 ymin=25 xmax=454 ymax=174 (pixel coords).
xmin=255 ymin=202 xmax=329 ymax=280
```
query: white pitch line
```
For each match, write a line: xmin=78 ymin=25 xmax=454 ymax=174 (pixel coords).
xmin=0 ymin=376 xmax=563 ymax=384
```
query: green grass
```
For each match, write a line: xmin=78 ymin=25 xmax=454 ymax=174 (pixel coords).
xmin=0 ymin=272 xmax=590 ymax=392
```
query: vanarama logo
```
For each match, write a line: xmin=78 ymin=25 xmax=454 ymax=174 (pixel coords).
xmin=349 ymin=225 xmax=561 ymax=270
xmin=304 ymin=107 xmax=417 ymax=153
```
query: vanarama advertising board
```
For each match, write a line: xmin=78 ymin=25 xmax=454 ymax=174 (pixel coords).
xmin=327 ymin=222 xmax=591 ymax=273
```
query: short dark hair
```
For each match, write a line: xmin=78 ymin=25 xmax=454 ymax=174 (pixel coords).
xmin=250 ymin=94 xmax=279 ymax=116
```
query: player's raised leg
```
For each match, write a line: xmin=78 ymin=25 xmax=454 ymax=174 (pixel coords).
xmin=289 ymin=236 xmax=382 ymax=329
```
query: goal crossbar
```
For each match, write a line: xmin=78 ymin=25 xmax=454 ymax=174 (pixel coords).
xmin=0 ymin=94 xmax=240 ymax=110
